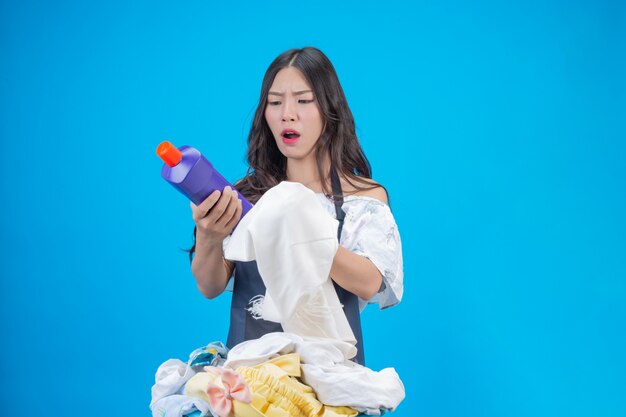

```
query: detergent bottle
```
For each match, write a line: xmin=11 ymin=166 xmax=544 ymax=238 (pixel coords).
xmin=157 ymin=141 xmax=253 ymax=218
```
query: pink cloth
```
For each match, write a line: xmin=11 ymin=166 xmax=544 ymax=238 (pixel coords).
xmin=204 ymin=366 xmax=252 ymax=417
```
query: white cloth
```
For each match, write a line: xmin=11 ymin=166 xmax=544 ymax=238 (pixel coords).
xmin=224 ymin=332 xmax=405 ymax=415
xmin=151 ymin=394 xmax=211 ymax=417
xmin=300 ymin=363 xmax=403 ymax=415
xmin=224 ymin=181 xmax=356 ymax=344
xmin=223 ymin=330 xmax=357 ymax=368
xmin=150 ymin=359 xmax=216 ymax=417
xmin=150 ymin=359 xmax=197 ymax=408
xmin=223 ymin=193 xmax=404 ymax=312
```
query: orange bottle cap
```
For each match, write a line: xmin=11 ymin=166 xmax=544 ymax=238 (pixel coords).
xmin=157 ymin=141 xmax=183 ymax=167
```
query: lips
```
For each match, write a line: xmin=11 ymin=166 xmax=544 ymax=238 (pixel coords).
xmin=281 ymin=128 xmax=301 ymax=144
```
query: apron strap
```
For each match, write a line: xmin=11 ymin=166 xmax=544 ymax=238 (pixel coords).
xmin=330 ymin=167 xmax=345 ymax=240
xmin=328 ymin=168 xmax=366 ymax=365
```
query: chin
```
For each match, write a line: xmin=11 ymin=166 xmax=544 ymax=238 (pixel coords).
xmin=276 ymin=143 xmax=312 ymax=160
xmin=282 ymin=150 xmax=307 ymax=160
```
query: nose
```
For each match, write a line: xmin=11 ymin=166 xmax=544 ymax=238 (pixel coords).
xmin=281 ymin=100 xmax=296 ymax=122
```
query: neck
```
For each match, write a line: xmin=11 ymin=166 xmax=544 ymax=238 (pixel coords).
xmin=286 ymin=154 xmax=331 ymax=192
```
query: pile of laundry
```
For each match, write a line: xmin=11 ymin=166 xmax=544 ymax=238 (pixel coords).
xmin=151 ymin=182 xmax=405 ymax=417
xmin=150 ymin=332 xmax=405 ymax=417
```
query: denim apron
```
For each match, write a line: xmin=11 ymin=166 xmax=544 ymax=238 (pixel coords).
xmin=226 ymin=170 xmax=366 ymax=365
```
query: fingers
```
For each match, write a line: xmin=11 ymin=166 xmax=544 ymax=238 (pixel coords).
xmin=207 ymin=186 xmax=234 ymax=224
xmin=215 ymin=188 xmax=241 ymax=225
xmin=223 ymin=198 xmax=243 ymax=231
xmin=191 ymin=189 xmax=221 ymax=221
xmin=191 ymin=186 xmax=243 ymax=237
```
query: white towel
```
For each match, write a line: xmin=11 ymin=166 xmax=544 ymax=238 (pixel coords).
xmin=224 ymin=181 xmax=356 ymax=344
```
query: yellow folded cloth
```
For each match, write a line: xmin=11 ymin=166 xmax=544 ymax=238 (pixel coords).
xmin=236 ymin=353 xmax=358 ymax=417
xmin=185 ymin=353 xmax=358 ymax=417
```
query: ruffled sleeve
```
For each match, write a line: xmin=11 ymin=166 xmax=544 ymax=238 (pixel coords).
xmin=340 ymin=197 xmax=404 ymax=311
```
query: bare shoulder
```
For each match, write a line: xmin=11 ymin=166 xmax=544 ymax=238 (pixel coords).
xmin=342 ymin=177 xmax=389 ymax=205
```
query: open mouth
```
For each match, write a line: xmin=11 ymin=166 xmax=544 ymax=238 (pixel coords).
xmin=281 ymin=129 xmax=301 ymax=139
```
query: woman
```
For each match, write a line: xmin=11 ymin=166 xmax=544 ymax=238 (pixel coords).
xmin=188 ymin=47 xmax=403 ymax=365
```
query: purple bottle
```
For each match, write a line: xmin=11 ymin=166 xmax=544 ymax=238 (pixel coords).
xmin=157 ymin=141 xmax=253 ymax=218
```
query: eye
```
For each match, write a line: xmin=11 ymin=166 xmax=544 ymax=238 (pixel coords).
xmin=298 ymin=99 xmax=314 ymax=104
xmin=268 ymin=101 xmax=281 ymax=106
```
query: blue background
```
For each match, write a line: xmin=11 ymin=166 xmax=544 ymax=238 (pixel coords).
xmin=1 ymin=1 xmax=624 ymax=416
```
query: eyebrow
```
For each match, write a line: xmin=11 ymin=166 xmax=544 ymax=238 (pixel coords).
xmin=268 ymin=90 xmax=313 ymax=96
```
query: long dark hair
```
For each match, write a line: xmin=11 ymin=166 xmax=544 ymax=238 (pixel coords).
xmin=187 ymin=47 xmax=383 ymax=261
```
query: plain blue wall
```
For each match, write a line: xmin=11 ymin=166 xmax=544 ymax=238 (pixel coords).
xmin=1 ymin=1 xmax=624 ymax=416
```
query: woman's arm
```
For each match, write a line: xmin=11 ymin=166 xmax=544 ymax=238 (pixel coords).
xmin=191 ymin=240 xmax=234 ymax=299
xmin=329 ymin=183 xmax=388 ymax=300
xmin=190 ymin=186 xmax=242 ymax=299
xmin=329 ymin=246 xmax=383 ymax=300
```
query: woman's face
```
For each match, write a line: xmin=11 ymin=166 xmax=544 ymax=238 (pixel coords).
xmin=264 ymin=66 xmax=324 ymax=162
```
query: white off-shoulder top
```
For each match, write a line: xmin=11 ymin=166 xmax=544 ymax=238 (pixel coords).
xmin=314 ymin=193 xmax=404 ymax=312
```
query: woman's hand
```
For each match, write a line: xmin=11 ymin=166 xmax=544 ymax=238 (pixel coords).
xmin=191 ymin=186 xmax=243 ymax=245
